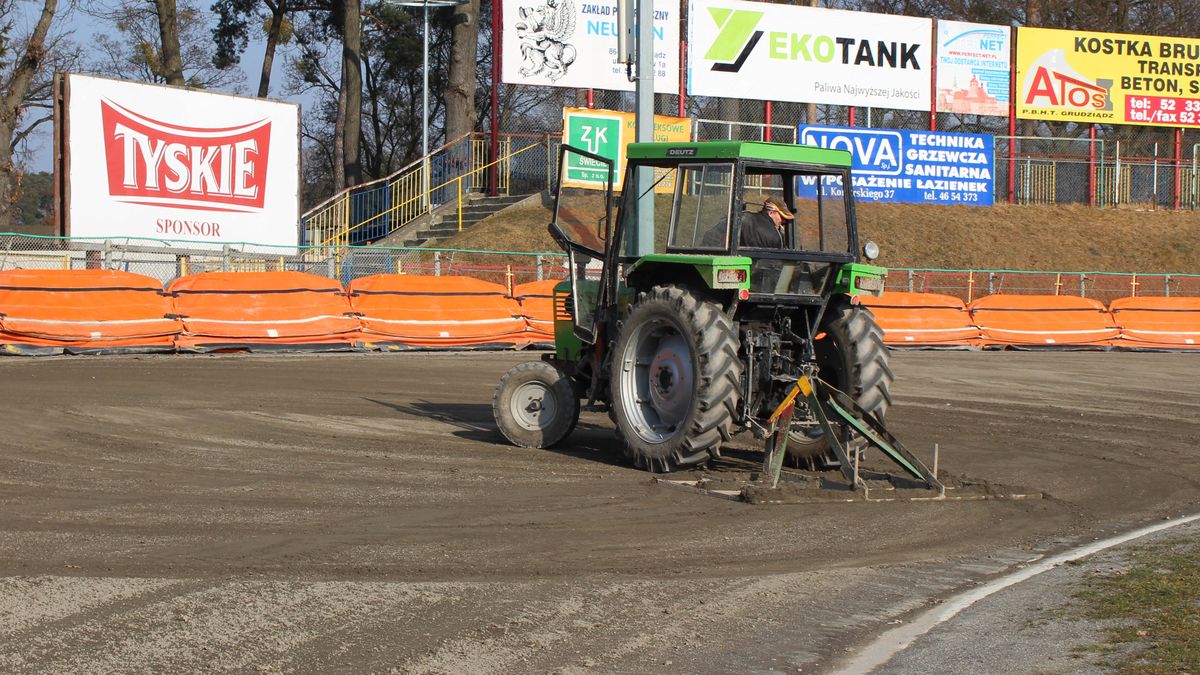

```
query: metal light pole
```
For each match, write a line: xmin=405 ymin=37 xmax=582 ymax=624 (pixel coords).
xmin=388 ymin=0 xmax=467 ymax=209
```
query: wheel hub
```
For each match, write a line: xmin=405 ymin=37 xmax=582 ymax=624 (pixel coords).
xmin=510 ymin=381 xmax=557 ymax=431
xmin=647 ymin=335 xmax=692 ymax=426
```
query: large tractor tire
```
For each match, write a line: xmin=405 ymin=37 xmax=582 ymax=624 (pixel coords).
xmin=493 ymin=360 xmax=580 ymax=449
xmin=787 ymin=301 xmax=893 ymax=468
xmin=610 ymin=286 xmax=741 ymax=472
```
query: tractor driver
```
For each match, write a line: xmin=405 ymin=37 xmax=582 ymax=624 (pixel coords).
xmin=738 ymin=198 xmax=794 ymax=249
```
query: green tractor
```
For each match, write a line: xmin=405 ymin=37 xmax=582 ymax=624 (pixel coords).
xmin=493 ymin=140 xmax=893 ymax=473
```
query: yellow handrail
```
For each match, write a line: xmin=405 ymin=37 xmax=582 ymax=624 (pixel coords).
xmin=330 ymin=139 xmax=542 ymax=245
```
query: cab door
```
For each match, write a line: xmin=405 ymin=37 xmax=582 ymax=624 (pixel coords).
xmin=550 ymin=145 xmax=615 ymax=343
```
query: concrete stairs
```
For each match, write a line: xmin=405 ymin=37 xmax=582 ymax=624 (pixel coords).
xmin=395 ymin=193 xmax=535 ymax=247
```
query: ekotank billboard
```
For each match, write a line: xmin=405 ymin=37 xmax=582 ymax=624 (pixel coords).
xmin=688 ymin=0 xmax=932 ymax=110
xmin=58 ymin=74 xmax=300 ymax=251
xmin=1017 ymin=26 xmax=1200 ymax=127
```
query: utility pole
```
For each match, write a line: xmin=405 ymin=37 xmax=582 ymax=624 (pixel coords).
xmin=634 ymin=0 xmax=655 ymax=255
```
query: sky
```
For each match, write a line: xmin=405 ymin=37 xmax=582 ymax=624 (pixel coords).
xmin=17 ymin=0 xmax=306 ymax=172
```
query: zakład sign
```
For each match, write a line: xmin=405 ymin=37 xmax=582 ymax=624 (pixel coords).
xmin=60 ymin=73 xmax=300 ymax=251
xmin=1017 ymin=26 xmax=1200 ymax=127
xmin=688 ymin=0 xmax=932 ymax=111
xmin=797 ymin=125 xmax=994 ymax=206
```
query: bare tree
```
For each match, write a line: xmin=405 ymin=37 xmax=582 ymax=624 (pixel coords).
xmin=90 ymin=0 xmax=244 ymax=89
xmin=0 ymin=0 xmax=57 ymax=231
xmin=445 ymin=0 xmax=479 ymax=141
xmin=333 ymin=0 xmax=362 ymax=188
xmin=155 ymin=0 xmax=186 ymax=84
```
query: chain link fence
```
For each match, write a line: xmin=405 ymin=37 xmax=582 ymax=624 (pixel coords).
xmin=3 ymin=234 xmax=1195 ymax=305
xmin=486 ymin=83 xmax=1200 ymax=211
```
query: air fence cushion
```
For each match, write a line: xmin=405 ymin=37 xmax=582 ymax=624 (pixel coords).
xmin=1110 ymin=296 xmax=1200 ymax=349
xmin=512 ymin=279 xmax=560 ymax=340
xmin=860 ymin=292 xmax=980 ymax=347
xmin=168 ymin=271 xmax=358 ymax=350
xmin=0 ymin=269 xmax=179 ymax=350
xmin=348 ymin=274 xmax=528 ymax=347
xmin=969 ymin=294 xmax=1120 ymax=347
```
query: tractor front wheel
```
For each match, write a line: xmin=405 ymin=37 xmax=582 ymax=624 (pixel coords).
xmin=787 ymin=301 xmax=893 ymax=468
xmin=493 ymin=360 xmax=580 ymax=449
xmin=610 ymin=286 xmax=741 ymax=472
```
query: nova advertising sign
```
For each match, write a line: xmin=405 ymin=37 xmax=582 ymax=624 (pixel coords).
xmin=1017 ymin=26 xmax=1200 ymax=127
xmin=936 ymin=20 xmax=1011 ymax=117
xmin=797 ymin=125 xmax=994 ymax=205
xmin=60 ymin=74 xmax=300 ymax=251
xmin=502 ymin=0 xmax=680 ymax=93
xmin=688 ymin=0 xmax=932 ymax=110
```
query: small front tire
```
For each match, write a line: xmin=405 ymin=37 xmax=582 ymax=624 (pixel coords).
xmin=493 ymin=361 xmax=580 ymax=449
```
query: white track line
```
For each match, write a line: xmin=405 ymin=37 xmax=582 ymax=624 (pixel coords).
xmin=833 ymin=512 xmax=1200 ymax=675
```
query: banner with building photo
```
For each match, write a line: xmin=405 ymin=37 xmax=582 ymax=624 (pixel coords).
xmin=561 ymin=107 xmax=691 ymax=191
xmin=501 ymin=0 xmax=679 ymax=94
xmin=1017 ymin=26 xmax=1200 ymax=127
xmin=796 ymin=124 xmax=994 ymax=206
xmin=936 ymin=20 xmax=1011 ymax=117
xmin=688 ymin=0 xmax=932 ymax=111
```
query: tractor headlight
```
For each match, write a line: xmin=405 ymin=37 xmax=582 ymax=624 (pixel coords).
xmin=863 ymin=240 xmax=880 ymax=261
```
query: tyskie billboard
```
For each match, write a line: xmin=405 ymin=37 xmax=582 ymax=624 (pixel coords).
xmin=60 ymin=74 xmax=300 ymax=251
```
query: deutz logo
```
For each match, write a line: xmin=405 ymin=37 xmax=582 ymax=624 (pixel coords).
xmin=703 ymin=7 xmax=764 ymax=72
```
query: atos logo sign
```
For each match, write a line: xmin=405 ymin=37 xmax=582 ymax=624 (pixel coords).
xmin=101 ymin=100 xmax=271 ymax=212
xmin=798 ymin=126 xmax=903 ymax=175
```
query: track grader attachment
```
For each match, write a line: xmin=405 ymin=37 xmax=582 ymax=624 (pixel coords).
xmin=761 ymin=375 xmax=943 ymax=495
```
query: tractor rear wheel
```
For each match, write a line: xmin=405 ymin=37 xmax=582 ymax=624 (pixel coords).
xmin=610 ymin=286 xmax=741 ymax=472
xmin=493 ymin=360 xmax=580 ymax=449
xmin=787 ymin=301 xmax=892 ymax=468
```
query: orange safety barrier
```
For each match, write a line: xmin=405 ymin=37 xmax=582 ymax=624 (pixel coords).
xmin=860 ymin=292 xmax=980 ymax=348
xmin=1109 ymin=296 xmax=1200 ymax=350
xmin=349 ymin=274 xmax=530 ymax=349
xmin=0 ymin=269 xmax=179 ymax=354
xmin=969 ymin=294 xmax=1120 ymax=348
xmin=512 ymin=279 xmax=561 ymax=341
xmin=168 ymin=271 xmax=359 ymax=351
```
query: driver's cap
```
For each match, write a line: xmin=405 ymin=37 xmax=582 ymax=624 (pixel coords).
xmin=763 ymin=199 xmax=794 ymax=220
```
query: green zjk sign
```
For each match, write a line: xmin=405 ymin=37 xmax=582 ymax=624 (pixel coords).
xmin=565 ymin=114 xmax=621 ymax=185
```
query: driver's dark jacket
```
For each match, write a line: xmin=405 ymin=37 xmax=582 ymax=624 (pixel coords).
xmin=738 ymin=210 xmax=785 ymax=248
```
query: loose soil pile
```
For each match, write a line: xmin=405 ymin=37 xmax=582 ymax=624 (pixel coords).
xmin=439 ymin=198 xmax=1200 ymax=274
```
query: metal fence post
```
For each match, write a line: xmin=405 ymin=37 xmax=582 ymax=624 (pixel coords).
xmin=907 ymin=269 xmax=914 ymax=293
xmin=327 ymin=246 xmax=336 ymax=279
xmin=103 ymin=240 xmax=114 ymax=270
xmin=434 ymin=251 xmax=441 ymax=276
xmin=222 ymin=245 xmax=231 ymax=272
xmin=988 ymin=272 xmax=995 ymax=296
xmin=536 ymin=255 xmax=543 ymax=281
xmin=1165 ymin=274 xmax=1172 ymax=297
xmin=1079 ymin=274 xmax=1087 ymax=297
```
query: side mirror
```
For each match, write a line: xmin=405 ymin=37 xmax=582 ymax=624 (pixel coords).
xmin=863 ymin=240 xmax=880 ymax=261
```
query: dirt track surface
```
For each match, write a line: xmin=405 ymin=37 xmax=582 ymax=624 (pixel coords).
xmin=1 ymin=351 xmax=1198 ymax=672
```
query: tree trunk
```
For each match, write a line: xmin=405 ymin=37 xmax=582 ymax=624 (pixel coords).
xmin=334 ymin=79 xmax=347 ymax=192
xmin=154 ymin=0 xmax=186 ymax=86
xmin=0 ymin=0 xmax=57 ymax=231
xmin=258 ymin=3 xmax=286 ymax=97
xmin=340 ymin=0 xmax=363 ymax=187
xmin=445 ymin=0 xmax=481 ymax=142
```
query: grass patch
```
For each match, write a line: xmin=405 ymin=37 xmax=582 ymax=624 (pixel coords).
xmin=1074 ymin=538 xmax=1200 ymax=673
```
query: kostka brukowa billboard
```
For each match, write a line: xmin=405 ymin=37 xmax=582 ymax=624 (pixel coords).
xmin=797 ymin=125 xmax=994 ymax=206
xmin=688 ymin=0 xmax=932 ymax=111
xmin=1017 ymin=26 xmax=1200 ymax=127
xmin=61 ymin=74 xmax=300 ymax=251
